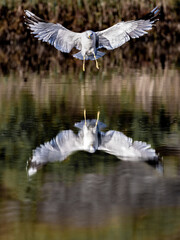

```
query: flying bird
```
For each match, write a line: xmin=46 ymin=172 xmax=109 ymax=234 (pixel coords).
xmin=27 ymin=110 xmax=158 ymax=176
xmin=24 ymin=7 xmax=160 ymax=71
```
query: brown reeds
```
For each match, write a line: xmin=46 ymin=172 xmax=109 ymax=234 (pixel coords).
xmin=0 ymin=1 xmax=179 ymax=74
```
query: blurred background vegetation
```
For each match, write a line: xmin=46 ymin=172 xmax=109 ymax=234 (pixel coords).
xmin=0 ymin=0 xmax=180 ymax=74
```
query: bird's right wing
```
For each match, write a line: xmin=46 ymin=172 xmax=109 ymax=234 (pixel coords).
xmin=96 ymin=7 xmax=160 ymax=50
xmin=24 ymin=10 xmax=82 ymax=52
xmin=98 ymin=130 xmax=157 ymax=160
xmin=27 ymin=130 xmax=83 ymax=176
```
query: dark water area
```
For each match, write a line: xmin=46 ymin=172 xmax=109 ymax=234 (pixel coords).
xmin=1 ymin=2 xmax=180 ymax=240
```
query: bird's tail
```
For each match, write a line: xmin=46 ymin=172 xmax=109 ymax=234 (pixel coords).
xmin=73 ymin=51 xmax=105 ymax=60
xmin=73 ymin=51 xmax=84 ymax=60
xmin=92 ymin=51 xmax=106 ymax=60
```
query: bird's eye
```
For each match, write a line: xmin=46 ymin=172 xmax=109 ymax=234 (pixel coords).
xmin=88 ymin=33 xmax=93 ymax=39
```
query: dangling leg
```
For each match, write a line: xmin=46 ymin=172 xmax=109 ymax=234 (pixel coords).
xmin=93 ymin=52 xmax=99 ymax=70
xmin=83 ymin=56 xmax=85 ymax=72
xmin=95 ymin=111 xmax=100 ymax=126
xmin=84 ymin=109 xmax=87 ymax=126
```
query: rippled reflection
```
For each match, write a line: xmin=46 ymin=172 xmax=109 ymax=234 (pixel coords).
xmin=28 ymin=114 xmax=159 ymax=176
xmin=0 ymin=67 xmax=180 ymax=240
xmin=33 ymin=161 xmax=172 ymax=228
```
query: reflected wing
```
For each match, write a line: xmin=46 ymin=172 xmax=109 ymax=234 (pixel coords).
xmin=96 ymin=7 xmax=160 ymax=50
xmin=28 ymin=130 xmax=83 ymax=176
xmin=24 ymin=10 xmax=82 ymax=52
xmin=98 ymin=130 xmax=157 ymax=160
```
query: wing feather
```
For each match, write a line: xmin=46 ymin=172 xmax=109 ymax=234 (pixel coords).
xmin=96 ymin=7 xmax=160 ymax=50
xmin=98 ymin=130 xmax=157 ymax=160
xmin=28 ymin=130 xmax=83 ymax=175
xmin=24 ymin=10 xmax=82 ymax=53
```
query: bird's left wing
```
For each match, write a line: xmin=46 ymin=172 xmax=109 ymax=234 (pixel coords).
xmin=96 ymin=7 xmax=160 ymax=50
xmin=98 ymin=130 xmax=157 ymax=160
xmin=27 ymin=130 xmax=83 ymax=176
xmin=24 ymin=10 xmax=82 ymax=53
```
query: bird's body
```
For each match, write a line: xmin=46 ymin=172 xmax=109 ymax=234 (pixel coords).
xmin=81 ymin=31 xmax=96 ymax=57
xmin=24 ymin=7 xmax=160 ymax=71
xmin=27 ymin=112 xmax=158 ymax=176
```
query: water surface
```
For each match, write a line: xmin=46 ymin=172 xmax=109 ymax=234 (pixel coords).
xmin=0 ymin=66 xmax=180 ymax=240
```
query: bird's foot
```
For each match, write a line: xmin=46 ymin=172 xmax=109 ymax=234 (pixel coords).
xmin=83 ymin=64 xmax=85 ymax=71
xmin=96 ymin=60 xmax=99 ymax=70
xmin=83 ymin=56 xmax=85 ymax=71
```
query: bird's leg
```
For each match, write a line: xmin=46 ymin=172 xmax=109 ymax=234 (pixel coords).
xmin=84 ymin=109 xmax=87 ymax=126
xmin=93 ymin=52 xmax=99 ymax=70
xmin=83 ymin=56 xmax=85 ymax=72
xmin=95 ymin=111 xmax=100 ymax=126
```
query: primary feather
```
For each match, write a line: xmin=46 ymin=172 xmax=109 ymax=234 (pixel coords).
xmin=24 ymin=10 xmax=81 ymax=53
xmin=96 ymin=6 xmax=160 ymax=50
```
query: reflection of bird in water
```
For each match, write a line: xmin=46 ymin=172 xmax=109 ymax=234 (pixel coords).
xmin=28 ymin=110 xmax=158 ymax=176
xmin=24 ymin=7 xmax=160 ymax=71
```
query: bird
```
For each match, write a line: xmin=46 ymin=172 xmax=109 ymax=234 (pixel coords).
xmin=24 ymin=7 xmax=160 ymax=71
xmin=27 ymin=110 xmax=158 ymax=176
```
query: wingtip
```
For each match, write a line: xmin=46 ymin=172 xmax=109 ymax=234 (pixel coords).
xmin=27 ymin=167 xmax=37 ymax=177
xmin=151 ymin=6 xmax=160 ymax=15
xmin=24 ymin=10 xmax=35 ymax=18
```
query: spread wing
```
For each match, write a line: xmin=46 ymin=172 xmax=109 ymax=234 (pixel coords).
xmin=27 ymin=130 xmax=83 ymax=176
xmin=24 ymin=10 xmax=82 ymax=53
xmin=98 ymin=130 xmax=157 ymax=160
xmin=96 ymin=7 xmax=160 ymax=50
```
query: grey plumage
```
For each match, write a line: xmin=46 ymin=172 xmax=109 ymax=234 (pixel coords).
xmin=24 ymin=7 xmax=160 ymax=70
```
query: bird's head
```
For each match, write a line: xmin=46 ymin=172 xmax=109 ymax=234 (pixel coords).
xmin=86 ymin=30 xmax=94 ymax=39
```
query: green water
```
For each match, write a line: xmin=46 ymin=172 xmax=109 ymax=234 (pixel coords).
xmin=0 ymin=67 xmax=180 ymax=240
